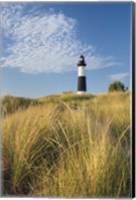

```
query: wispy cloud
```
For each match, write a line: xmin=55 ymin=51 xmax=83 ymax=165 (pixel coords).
xmin=109 ymin=72 xmax=129 ymax=81
xmin=1 ymin=3 xmax=120 ymax=74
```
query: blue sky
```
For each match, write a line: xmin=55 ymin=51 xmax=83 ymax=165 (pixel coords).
xmin=1 ymin=2 xmax=132 ymax=98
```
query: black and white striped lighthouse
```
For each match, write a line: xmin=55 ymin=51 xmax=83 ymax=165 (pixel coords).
xmin=77 ymin=55 xmax=87 ymax=94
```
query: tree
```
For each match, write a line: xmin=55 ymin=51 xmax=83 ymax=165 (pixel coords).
xmin=108 ymin=81 xmax=126 ymax=92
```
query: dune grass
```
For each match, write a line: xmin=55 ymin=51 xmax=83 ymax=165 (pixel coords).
xmin=2 ymin=92 xmax=131 ymax=197
xmin=2 ymin=95 xmax=40 ymax=116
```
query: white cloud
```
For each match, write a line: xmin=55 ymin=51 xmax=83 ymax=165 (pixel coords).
xmin=1 ymin=3 xmax=120 ymax=74
xmin=109 ymin=73 xmax=129 ymax=81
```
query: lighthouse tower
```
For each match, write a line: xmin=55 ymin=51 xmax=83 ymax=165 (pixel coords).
xmin=77 ymin=55 xmax=87 ymax=94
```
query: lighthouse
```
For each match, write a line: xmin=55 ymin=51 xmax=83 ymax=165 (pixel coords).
xmin=77 ymin=55 xmax=87 ymax=94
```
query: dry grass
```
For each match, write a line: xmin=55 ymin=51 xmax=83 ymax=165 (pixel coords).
xmin=2 ymin=92 xmax=131 ymax=197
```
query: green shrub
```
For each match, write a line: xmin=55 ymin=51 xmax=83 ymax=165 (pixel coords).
xmin=108 ymin=81 xmax=127 ymax=92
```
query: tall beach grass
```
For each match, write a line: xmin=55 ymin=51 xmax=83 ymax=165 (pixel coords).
xmin=2 ymin=92 xmax=131 ymax=197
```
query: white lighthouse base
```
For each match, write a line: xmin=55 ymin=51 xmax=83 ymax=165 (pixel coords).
xmin=77 ymin=91 xmax=86 ymax=95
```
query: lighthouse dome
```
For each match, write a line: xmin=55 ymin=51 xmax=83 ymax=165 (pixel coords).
xmin=77 ymin=55 xmax=86 ymax=66
xmin=79 ymin=55 xmax=84 ymax=60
